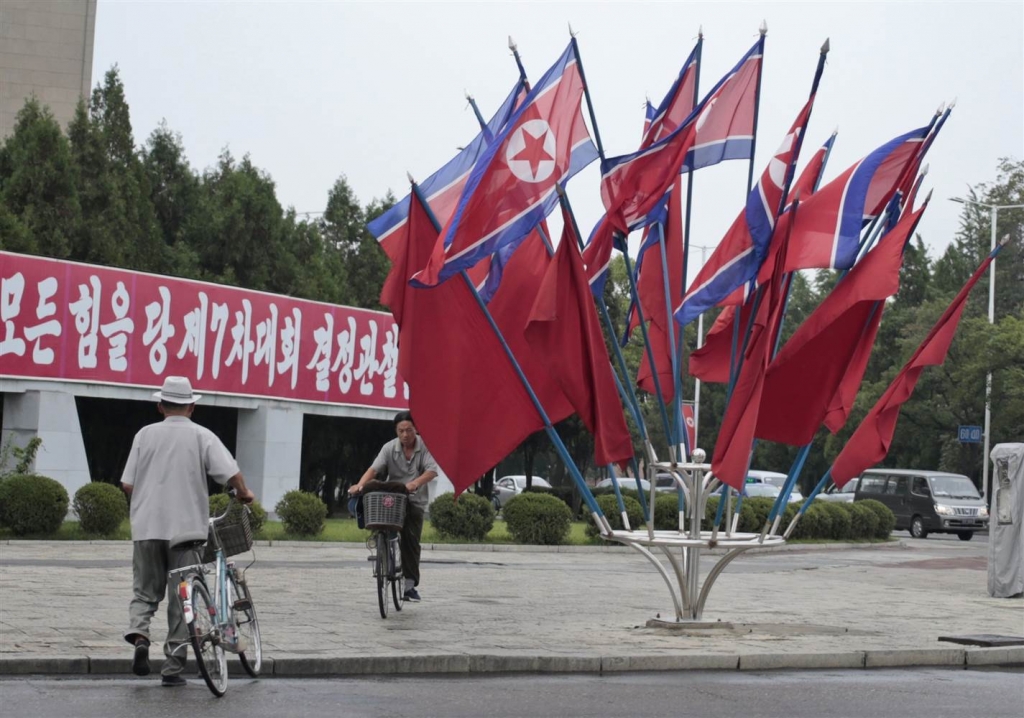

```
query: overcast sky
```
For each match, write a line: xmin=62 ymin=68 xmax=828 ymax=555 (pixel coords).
xmin=92 ymin=1 xmax=1023 ymax=281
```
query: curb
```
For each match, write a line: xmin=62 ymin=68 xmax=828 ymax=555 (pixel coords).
xmin=2 ymin=647 xmax=1020 ymax=677
xmin=0 ymin=539 xmax=910 ymax=555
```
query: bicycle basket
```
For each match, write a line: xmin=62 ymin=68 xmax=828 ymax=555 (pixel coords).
xmin=202 ymin=502 xmax=254 ymax=563
xmin=363 ymin=492 xmax=407 ymax=531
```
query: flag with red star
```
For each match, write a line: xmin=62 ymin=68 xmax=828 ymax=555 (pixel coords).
xmin=412 ymin=42 xmax=598 ymax=288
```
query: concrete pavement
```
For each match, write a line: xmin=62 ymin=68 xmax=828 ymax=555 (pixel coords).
xmin=1 ymin=536 xmax=1021 ymax=676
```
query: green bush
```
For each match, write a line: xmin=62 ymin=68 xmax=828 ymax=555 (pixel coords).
xmin=818 ymin=501 xmax=853 ymax=540
xmin=275 ymin=490 xmax=327 ymax=536
xmin=585 ymin=494 xmax=643 ymax=538
xmin=72 ymin=482 xmax=127 ymax=535
xmin=525 ymin=485 xmax=575 ymax=515
xmin=429 ymin=492 xmax=495 ymax=541
xmin=653 ymin=493 xmax=683 ymax=530
xmin=0 ymin=474 xmax=68 ymax=536
xmin=209 ymin=492 xmax=267 ymax=535
xmin=736 ymin=497 xmax=776 ymax=533
xmin=848 ymin=502 xmax=880 ymax=539
xmin=504 ymin=492 xmax=573 ymax=545
xmin=858 ymin=499 xmax=895 ymax=539
xmin=783 ymin=501 xmax=833 ymax=540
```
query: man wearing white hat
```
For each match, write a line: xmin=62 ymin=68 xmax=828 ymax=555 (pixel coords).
xmin=120 ymin=376 xmax=254 ymax=686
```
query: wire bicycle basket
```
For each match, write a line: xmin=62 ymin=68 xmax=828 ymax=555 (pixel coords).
xmin=363 ymin=492 xmax=407 ymax=531
xmin=202 ymin=502 xmax=254 ymax=563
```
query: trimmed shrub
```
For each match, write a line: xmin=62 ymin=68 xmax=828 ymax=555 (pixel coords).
xmin=0 ymin=474 xmax=69 ymax=536
xmin=818 ymin=501 xmax=853 ymax=540
xmin=275 ymin=490 xmax=327 ymax=536
xmin=653 ymin=493 xmax=682 ymax=530
xmin=784 ymin=501 xmax=832 ymax=540
xmin=504 ymin=492 xmax=573 ymax=545
xmin=525 ymin=485 xmax=575 ymax=515
xmin=585 ymin=493 xmax=643 ymax=538
xmin=429 ymin=492 xmax=495 ymax=541
xmin=848 ymin=502 xmax=880 ymax=539
xmin=736 ymin=497 xmax=776 ymax=533
xmin=73 ymin=482 xmax=127 ymax=535
xmin=209 ymin=492 xmax=267 ymax=535
xmin=858 ymin=499 xmax=895 ymax=539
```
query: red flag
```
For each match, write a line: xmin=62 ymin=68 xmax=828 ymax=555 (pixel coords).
xmin=754 ymin=204 xmax=927 ymax=446
xmin=387 ymin=190 xmax=570 ymax=494
xmin=633 ymin=175 xmax=686 ymax=400
xmin=688 ymin=303 xmax=753 ymax=384
xmin=525 ymin=205 xmax=634 ymax=467
xmin=830 ymin=249 xmax=996 ymax=486
xmin=710 ymin=207 xmax=794 ymax=491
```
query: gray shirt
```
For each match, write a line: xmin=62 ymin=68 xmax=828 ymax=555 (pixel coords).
xmin=371 ymin=436 xmax=439 ymax=509
xmin=121 ymin=416 xmax=239 ymax=542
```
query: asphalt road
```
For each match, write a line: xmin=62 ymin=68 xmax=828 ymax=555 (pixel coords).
xmin=1 ymin=668 xmax=1021 ymax=718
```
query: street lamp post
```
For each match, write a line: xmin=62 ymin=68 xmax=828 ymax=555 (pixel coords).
xmin=949 ymin=197 xmax=1024 ymax=504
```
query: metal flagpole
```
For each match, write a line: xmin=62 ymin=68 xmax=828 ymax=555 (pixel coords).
xmin=409 ymin=180 xmax=608 ymax=528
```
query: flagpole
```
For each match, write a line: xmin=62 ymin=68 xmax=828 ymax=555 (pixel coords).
xmin=571 ymin=32 xmax=675 ymax=464
xmin=560 ymin=191 xmax=653 ymax=523
xmin=727 ymin=25 xmax=769 ymax=395
xmin=672 ymin=30 xmax=704 ymax=457
xmin=409 ymin=180 xmax=609 ymax=526
xmin=725 ymin=37 xmax=829 ymax=399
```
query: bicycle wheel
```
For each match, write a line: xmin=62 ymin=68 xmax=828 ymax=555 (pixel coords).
xmin=229 ymin=571 xmax=262 ymax=677
xmin=375 ymin=532 xmax=389 ymax=619
xmin=390 ymin=533 xmax=404 ymax=611
xmin=188 ymin=577 xmax=228 ymax=697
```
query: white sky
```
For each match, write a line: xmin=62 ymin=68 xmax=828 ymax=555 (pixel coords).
xmin=92 ymin=1 xmax=1023 ymax=281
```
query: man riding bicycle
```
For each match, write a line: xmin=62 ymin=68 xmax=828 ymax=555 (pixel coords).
xmin=348 ymin=411 xmax=438 ymax=602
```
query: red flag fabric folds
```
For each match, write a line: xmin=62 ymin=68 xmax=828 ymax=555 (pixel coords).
xmin=382 ymin=190 xmax=571 ymax=494
xmin=710 ymin=205 xmax=794 ymax=491
xmin=525 ymin=206 xmax=634 ymax=467
xmin=830 ymin=249 xmax=996 ymax=486
xmin=754 ymin=204 xmax=928 ymax=446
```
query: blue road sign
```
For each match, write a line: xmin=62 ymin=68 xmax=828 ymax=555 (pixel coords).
xmin=958 ymin=425 xmax=983 ymax=443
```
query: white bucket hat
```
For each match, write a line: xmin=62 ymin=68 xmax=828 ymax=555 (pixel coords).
xmin=153 ymin=376 xmax=202 ymax=404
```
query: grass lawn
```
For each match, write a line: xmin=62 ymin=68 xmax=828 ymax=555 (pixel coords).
xmin=0 ymin=518 xmax=600 ymax=545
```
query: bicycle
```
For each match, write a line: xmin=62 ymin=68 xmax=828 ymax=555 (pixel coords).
xmin=169 ymin=496 xmax=262 ymax=697
xmin=360 ymin=483 xmax=408 ymax=619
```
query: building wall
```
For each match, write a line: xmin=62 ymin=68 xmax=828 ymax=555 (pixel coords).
xmin=0 ymin=0 xmax=96 ymax=139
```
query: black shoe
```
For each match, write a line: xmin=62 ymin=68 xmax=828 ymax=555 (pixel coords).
xmin=161 ymin=674 xmax=187 ymax=687
xmin=403 ymin=587 xmax=421 ymax=602
xmin=131 ymin=639 xmax=150 ymax=676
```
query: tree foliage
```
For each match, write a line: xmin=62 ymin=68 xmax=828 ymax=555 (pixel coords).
xmin=2 ymin=68 xmax=1021 ymax=495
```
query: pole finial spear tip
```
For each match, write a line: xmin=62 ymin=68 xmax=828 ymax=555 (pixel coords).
xmin=698 ymin=25 xmax=703 ymax=38
xmin=1000 ymin=234 xmax=1011 ymax=247
xmin=759 ymin=20 xmax=768 ymax=35
xmin=568 ymin=22 xmax=577 ymax=37
xmin=949 ymin=97 xmax=958 ymax=109
xmin=923 ymin=188 xmax=934 ymax=204
xmin=464 ymin=89 xmax=472 ymax=102
xmin=508 ymin=35 xmax=516 ymax=51
xmin=821 ymin=37 xmax=830 ymax=53
xmin=921 ymin=163 xmax=930 ymax=176
xmin=407 ymin=172 xmax=416 ymax=185
xmin=936 ymin=101 xmax=946 ymax=115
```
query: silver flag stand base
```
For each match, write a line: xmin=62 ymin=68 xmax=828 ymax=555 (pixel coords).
xmin=600 ymin=450 xmax=786 ymax=623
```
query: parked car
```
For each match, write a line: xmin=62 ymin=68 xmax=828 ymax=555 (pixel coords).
xmin=594 ymin=477 xmax=651 ymax=494
xmin=853 ymin=469 xmax=988 ymax=540
xmin=491 ymin=475 xmax=553 ymax=510
xmin=745 ymin=470 xmax=803 ymax=502
xmin=743 ymin=483 xmax=783 ymax=500
xmin=816 ymin=478 xmax=859 ymax=503
xmin=654 ymin=473 xmax=681 ymax=493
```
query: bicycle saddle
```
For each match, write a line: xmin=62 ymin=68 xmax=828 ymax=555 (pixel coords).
xmin=169 ymin=530 xmax=208 ymax=550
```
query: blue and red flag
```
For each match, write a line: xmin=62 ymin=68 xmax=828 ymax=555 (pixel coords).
xmin=412 ymin=42 xmax=598 ymax=288
xmin=599 ymin=36 xmax=763 ymax=237
xmin=760 ymin=124 xmax=929 ymax=281
xmin=367 ymin=79 xmax=526 ymax=258
xmin=641 ymin=42 xmax=700 ymax=148
xmin=675 ymin=97 xmax=815 ymax=327
xmin=787 ymin=131 xmax=837 ymax=207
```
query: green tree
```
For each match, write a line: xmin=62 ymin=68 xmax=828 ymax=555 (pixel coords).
xmin=320 ymin=178 xmax=392 ymax=309
xmin=0 ymin=98 xmax=80 ymax=257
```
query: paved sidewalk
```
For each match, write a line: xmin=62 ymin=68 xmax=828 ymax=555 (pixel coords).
xmin=1 ymin=537 xmax=1021 ymax=676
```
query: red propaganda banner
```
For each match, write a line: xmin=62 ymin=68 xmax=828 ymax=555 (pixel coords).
xmin=0 ymin=252 xmax=408 ymax=410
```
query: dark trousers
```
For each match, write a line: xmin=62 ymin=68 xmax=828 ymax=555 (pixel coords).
xmin=124 ymin=540 xmax=193 ymax=676
xmin=400 ymin=503 xmax=424 ymax=587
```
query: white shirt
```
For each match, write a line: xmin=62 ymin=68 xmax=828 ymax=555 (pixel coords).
xmin=121 ymin=416 xmax=239 ymax=542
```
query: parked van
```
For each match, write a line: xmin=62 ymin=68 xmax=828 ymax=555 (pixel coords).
xmin=853 ymin=469 xmax=989 ymax=540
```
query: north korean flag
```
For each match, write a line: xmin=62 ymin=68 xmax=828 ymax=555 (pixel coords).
xmin=413 ymin=42 xmax=598 ymax=288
